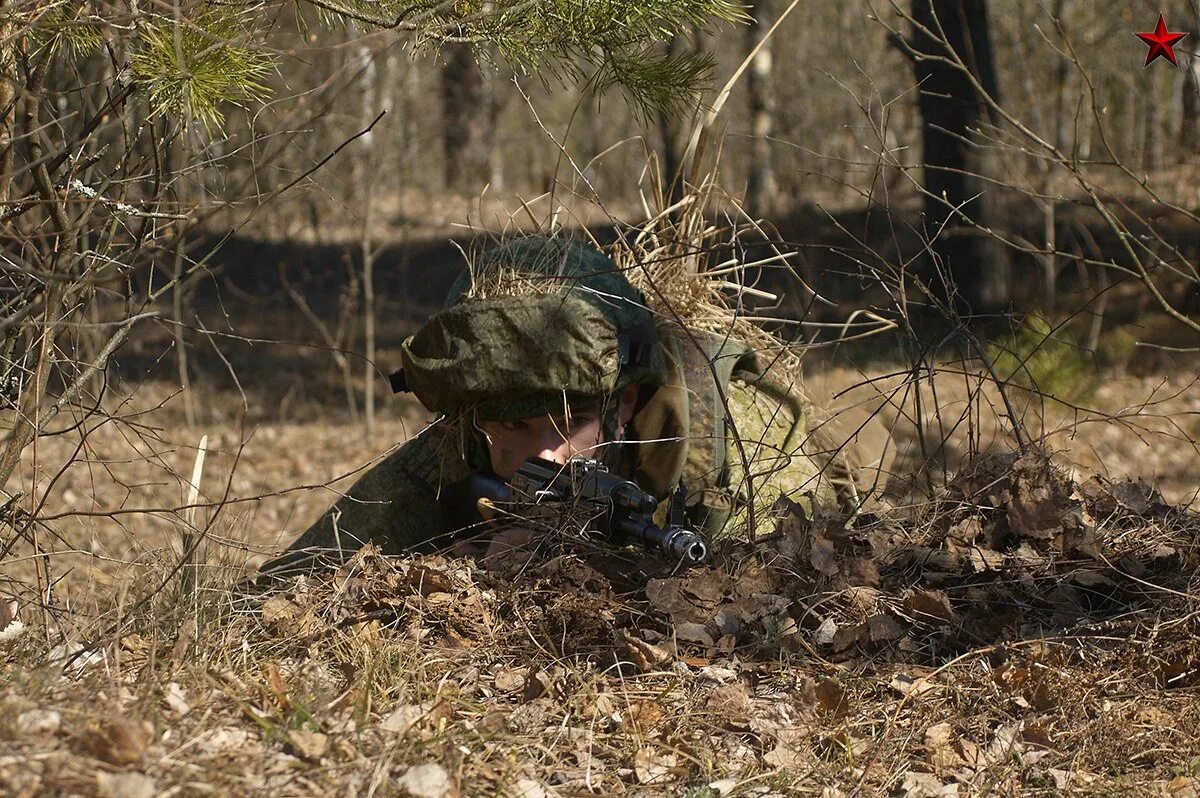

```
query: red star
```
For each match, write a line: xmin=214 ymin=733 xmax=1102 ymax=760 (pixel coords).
xmin=1135 ymin=14 xmax=1188 ymax=67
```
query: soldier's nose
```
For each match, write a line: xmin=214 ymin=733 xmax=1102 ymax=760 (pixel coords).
xmin=536 ymin=447 xmax=569 ymax=464
xmin=536 ymin=437 xmax=572 ymax=464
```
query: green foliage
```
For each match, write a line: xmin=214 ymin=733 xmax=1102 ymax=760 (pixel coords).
xmin=129 ymin=7 xmax=274 ymax=132
xmin=29 ymin=4 xmax=106 ymax=59
xmin=313 ymin=0 xmax=748 ymax=117
xmin=989 ymin=314 xmax=1097 ymax=406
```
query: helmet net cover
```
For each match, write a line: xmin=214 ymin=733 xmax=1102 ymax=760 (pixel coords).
xmin=399 ymin=236 xmax=665 ymax=421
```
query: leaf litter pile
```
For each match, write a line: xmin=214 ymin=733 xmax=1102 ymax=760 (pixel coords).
xmin=3 ymin=452 xmax=1200 ymax=797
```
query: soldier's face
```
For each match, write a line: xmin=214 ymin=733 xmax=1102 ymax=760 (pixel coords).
xmin=479 ymin=386 xmax=639 ymax=480
xmin=480 ymin=406 xmax=606 ymax=480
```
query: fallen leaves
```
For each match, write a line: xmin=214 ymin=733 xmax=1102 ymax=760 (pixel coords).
xmin=76 ymin=716 xmax=149 ymax=766
xmin=397 ymin=763 xmax=458 ymax=798
xmin=632 ymin=747 xmax=679 ymax=785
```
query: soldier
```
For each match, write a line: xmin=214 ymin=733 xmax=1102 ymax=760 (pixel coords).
xmin=259 ymin=235 xmax=859 ymax=578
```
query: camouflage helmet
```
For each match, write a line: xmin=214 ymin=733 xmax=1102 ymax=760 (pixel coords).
xmin=394 ymin=236 xmax=665 ymax=421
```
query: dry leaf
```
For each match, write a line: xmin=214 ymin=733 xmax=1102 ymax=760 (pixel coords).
xmin=698 ymin=665 xmax=739 ymax=684
xmin=986 ymin=721 xmax=1024 ymax=764
xmin=683 ymin=573 xmax=726 ymax=606
xmin=397 ymin=763 xmax=458 ymax=798
xmin=288 ymin=730 xmax=328 ymax=761
xmin=762 ymin=728 xmax=814 ymax=769
xmin=407 ymin=565 xmax=456 ymax=596
xmin=890 ymin=674 xmax=938 ymax=698
xmin=810 ymin=535 xmax=839 ymax=576
xmin=262 ymin=596 xmax=301 ymax=625
xmin=901 ymin=771 xmax=958 ymax=797
xmin=1167 ymin=777 xmax=1199 ymax=798
xmin=522 ymin=669 xmax=558 ymax=702
xmin=867 ymin=614 xmax=905 ymax=642
xmin=510 ymin=778 xmax=558 ymax=798
xmin=17 ymin=709 xmax=61 ymax=737
xmin=163 ymin=682 xmax=190 ymax=716
xmin=967 ymin=547 xmax=1005 ymax=573
xmin=924 ymin=722 xmax=964 ymax=772
xmin=633 ymin=747 xmax=678 ymax=784
xmin=382 ymin=700 xmax=448 ymax=737
xmin=905 ymin=590 xmax=957 ymax=625
xmin=847 ymin=558 xmax=882 ymax=586
xmin=645 ymin=579 xmax=692 ymax=615
xmin=814 ymin=677 xmax=848 ymax=718
xmin=675 ymin=622 xmax=715 ymax=648
xmin=494 ymin=668 xmax=525 ymax=693
xmin=708 ymin=778 xmax=740 ymax=796
xmin=706 ymin=682 xmax=751 ymax=718
xmin=618 ymin=631 xmax=671 ymax=671
xmin=96 ymin=772 xmax=156 ymax=798
xmin=263 ymin=662 xmax=291 ymax=712
xmin=814 ymin=618 xmax=838 ymax=647
xmin=626 ymin=700 xmax=665 ymax=735
xmin=832 ymin=622 xmax=867 ymax=652
xmin=0 ymin=599 xmax=18 ymax=632
xmin=78 ymin=716 xmax=148 ymax=765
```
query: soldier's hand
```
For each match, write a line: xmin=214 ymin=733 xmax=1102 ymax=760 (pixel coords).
xmin=483 ymin=526 xmax=534 ymax=572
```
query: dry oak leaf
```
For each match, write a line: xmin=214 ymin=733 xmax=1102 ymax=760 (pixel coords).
xmin=633 ymin=747 xmax=679 ymax=785
xmin=814 ymin=677 xmax=849 ymax=718
xmin=867 ymin=613 xmax=905 ymax=642
xmin=96 ymin=772 xmax=156 ymax=798
xmin=287 ymin=730 xmax=328 ymax=761
xmin=397 ymin=763 xmax=458 ymax=798
xmin=675 ymin=622 xmax=715 ymax=648
xmin=706 ymin=682 xmax=751 ymax=719
xmin=924 ymin=722 xmax=964 ymax=773
xmin=683 ymin=573 xmax=727 ymax=606
xmin=810 ymin=534 xmax=839 ymax=577
xmin=626 ymin=700 xmax=666 ymax=735
xmin=262 ymin=595 xmax=301 ymax=625
xmin=618 ymin=630 xmax=672 ymax=671
xmin=77 ymin=716 xmax=149 ymax=765
xmin=382 ymin=700 xmax=450 ymax=737
xmin=904 ymin=590 xmax=957 ymax=626
xmin=762 ymin=727 xmax=815 ymax=769
xmin=902 ymin=771 xmax=958 ymax=797
xmin=494 ymin=668 xmax=526 ymax=693
xmin=645 ymin=578 xmax=693 ymax=615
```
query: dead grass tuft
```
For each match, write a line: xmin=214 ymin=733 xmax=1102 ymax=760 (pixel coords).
xmin=4 ymin=449 xmax=1198 ymax=796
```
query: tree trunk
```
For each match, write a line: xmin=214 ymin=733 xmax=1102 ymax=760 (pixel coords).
xmin=0 ymin=1 xmax=14 ymax=203
xmin=1182 ymin=60 xmax=1200 ymax=155
xmin=910 ymin=0 xmax=1008 ymax=317
xmin=441 ymin=43 xmax=489 ymax=191
xmin=745 ymin=0 xmax=778 ymax=216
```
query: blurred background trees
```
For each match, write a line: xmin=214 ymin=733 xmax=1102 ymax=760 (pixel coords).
xmin=3 ymin=0 xmax=1199 ymax=436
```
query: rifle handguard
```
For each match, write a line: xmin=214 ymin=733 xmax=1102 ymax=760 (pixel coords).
xmin=465 ymin=457 xmax=709 ymax=564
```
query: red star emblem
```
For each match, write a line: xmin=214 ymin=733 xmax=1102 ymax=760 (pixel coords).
xmin=1135 ymin=14 xmax=1188 ymax=67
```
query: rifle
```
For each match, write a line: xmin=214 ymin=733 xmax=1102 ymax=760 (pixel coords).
xmin=465 ymin=456 xmax=709 ymax=564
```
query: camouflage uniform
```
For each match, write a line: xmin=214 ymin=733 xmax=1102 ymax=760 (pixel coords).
xmin=261 ymin=237 xmax=854 ymax=578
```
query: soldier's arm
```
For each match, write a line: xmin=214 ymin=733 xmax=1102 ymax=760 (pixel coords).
xmin=257 ymin=433 xmax=455 ymax=580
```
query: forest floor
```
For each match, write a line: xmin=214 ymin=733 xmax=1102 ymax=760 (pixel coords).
xmin=2 ymin=354 xmax=1200 ymax=797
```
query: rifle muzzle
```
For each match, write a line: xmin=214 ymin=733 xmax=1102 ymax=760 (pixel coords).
xmin=639 ymin=524 xmax=709 ymax=564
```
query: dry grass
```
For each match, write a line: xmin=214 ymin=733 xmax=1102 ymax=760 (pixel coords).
xmin=2 ymin=443 xmax=1199 ymax=797
xmin=2 ymin=358 xmax=1199 ymax=796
